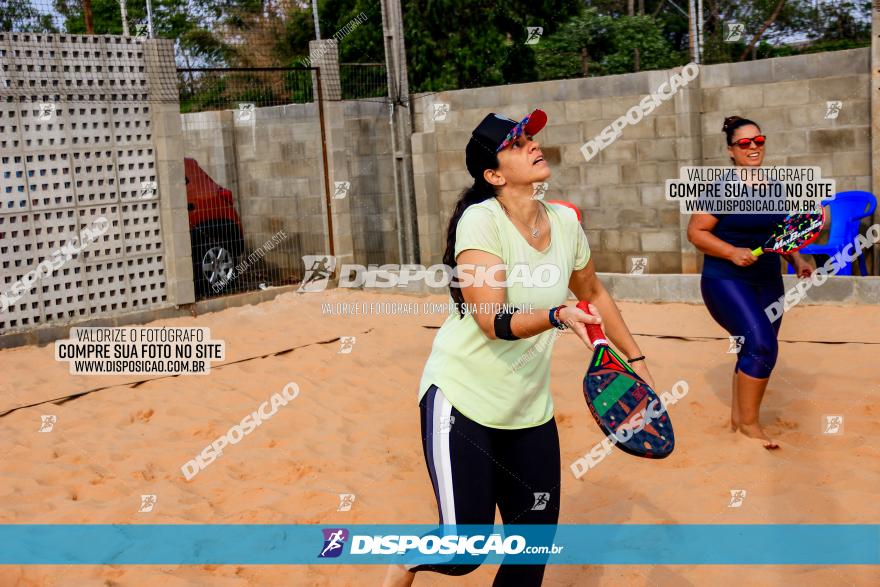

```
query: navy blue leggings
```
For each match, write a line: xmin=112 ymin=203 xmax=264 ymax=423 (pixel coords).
xmin=700 ymin=276 xmax=784 ymax=379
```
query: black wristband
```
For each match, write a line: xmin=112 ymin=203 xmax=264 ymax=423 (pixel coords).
xmin=627 ymin=355 xmax=646 ymax=363
xmin=549 ymin=305 xmax=568 ymax=330
xmin=548 ymin=306 xmax=561 ymax=329
xmin=494 ymin=309 xmax=521 ymax=340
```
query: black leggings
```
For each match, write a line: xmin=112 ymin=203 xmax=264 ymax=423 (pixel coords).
xmin=409 ymin=384 xmax=560 ymax=586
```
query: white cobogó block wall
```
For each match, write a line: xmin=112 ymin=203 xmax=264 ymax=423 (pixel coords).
xmin=0 ymin=32 xmax=169 ymax=334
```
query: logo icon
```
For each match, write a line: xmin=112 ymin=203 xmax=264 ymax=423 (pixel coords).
xmin=727 ymin=336 xmax=744 ymax=354
xmin=728 ymin=489 xmax=747 ymax=508
xmin=237 ymin=103 xmax=255 ymax=123
xmin=824 ymin=101 xmax=842 ymax=120
xmin=822 ymin=415 xmax=843 ymax=435
xmin=38 ymin=103 xmax=56 ymax=122
xmin=319 ymin=528 xmax=349 ymax=558
xmin=138 ymin=494 xmax=157 ymax=513
xmin=337 ymin=493 xmax=356 ymax=512
xmin=39 ymin=415 xmax=57 ymax=432
xmin=629 ymin=257 xmax=648 ymax=275
xmin=525 ymin=26 xmax=543 ymax=45
xmin=532 ymin=492 xmax=550 ymax=511
xmin=333 ymin=181 xmax=351 ymax=200
xmin=532 ymin=182 xmax=549 ymax=200
xmin=432 ymin=103 xmax=450 ymax=122
xmin=357 ymin=159 xmax=376 ymax=176
xmin=298 ymin=255 xmax=337 ymax=292
xmin=139 ymin=181 xmax=157 ymax=200
xmin=133 ymin=23 xmax=148 ymax=38
xmin=439 ymin=415 xmax=455 ymax=434
xmin=338 ymin=336 xmax=356 ymax=354
xmin=724 ymin=23 xmax=744 ymax=42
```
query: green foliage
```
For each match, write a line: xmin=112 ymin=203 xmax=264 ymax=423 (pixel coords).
xmin=532 ymin=8 xmax=609 ymax=80
xmin=403 ymin=2 xmax=508 ymax=92
xmin=16 ymin=0 xmax=871 ymax=101
xmin=0 ymin=0 xmax=57 ymax=32
xmin=54 ymin=0 xmax=145 ymax=35
xmin=318 ymin=0 xmax=383 ymax=64
xmin=179 ymin=69 xmax=316 ymax=112
xmin=601 ymin=14 xmax=684 ymax=74
xmin=533 ymin=8 xmax=683 ymax=80
xmin=800 ymin=38 xmax=871 ymax=54
xmin=808 ymin=0 xmax=871 ymax=42
xmin=402 ymin=0 xmax=582 ymax=92
xmin=700 ymin=0 xmax=871 ymax=64
xmin=755 ymin=40 xmax=796 ymax=59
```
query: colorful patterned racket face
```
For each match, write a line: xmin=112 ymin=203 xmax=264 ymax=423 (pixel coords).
xmin=751 ymin=207 xmax=826 ymax=256
xmin=578 ymin=301 xmax=675 ymax=459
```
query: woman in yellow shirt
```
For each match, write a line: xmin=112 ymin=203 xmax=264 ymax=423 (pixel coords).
xmin=385 ymin=109 xmax=655 ymax=586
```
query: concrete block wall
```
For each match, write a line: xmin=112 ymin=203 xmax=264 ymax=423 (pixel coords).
xmin=694 ymin=49 xmax=872 ymax=274
xmin=411 ymin=49 xmax=872 ymax=273
xmin=146 ymin=38 xmax=194 ymax=308
xmin=342 ymin=99 xmax=397 ymax=264
xmin=597 ymin=273 xmax=880 ymax=306
xmin=234 ymin=102 xmax=325 ymax=277
xmin=0 ymin=33 xmax=187 ymax=335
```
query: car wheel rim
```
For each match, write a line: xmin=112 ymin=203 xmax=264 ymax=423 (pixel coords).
xmin=202 ymin=246 xmax=234 ymax=284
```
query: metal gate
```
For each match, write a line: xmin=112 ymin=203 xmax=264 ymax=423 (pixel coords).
xmin=177 ymin=66 xmax=330 ymax=298
xmin=177 ymin=64 xmax=390 ymax=299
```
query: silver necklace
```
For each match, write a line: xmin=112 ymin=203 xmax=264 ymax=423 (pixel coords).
xmin=499 ymin=199 xmax=541 ymax=238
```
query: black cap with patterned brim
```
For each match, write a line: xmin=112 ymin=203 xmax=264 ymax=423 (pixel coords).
xmin=465 ymin=109 xmax=548 ymax=179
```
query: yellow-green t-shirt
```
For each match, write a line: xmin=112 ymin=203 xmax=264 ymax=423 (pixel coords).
xmin=418 ymin=197 xmax=591 ymax=429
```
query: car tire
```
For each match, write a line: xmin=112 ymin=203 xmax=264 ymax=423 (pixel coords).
xmin=192 ymin=230 xmax=239 ymax=298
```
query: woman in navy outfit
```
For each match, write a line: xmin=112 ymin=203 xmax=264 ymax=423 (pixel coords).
xmin=687 ymin=116 xmax=814 ymax=449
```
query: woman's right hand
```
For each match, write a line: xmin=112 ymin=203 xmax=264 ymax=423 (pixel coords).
xmin=728 ymin=247 xmax=758 ymax=267
xmin=558 ymin=303 xmax=602 ymax=350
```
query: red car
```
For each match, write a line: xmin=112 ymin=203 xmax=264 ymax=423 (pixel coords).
xmin=185 ymin=158 xmax=245 ymax=296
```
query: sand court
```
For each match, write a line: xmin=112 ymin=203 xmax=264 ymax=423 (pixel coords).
xmin=1 ymin=288 xmax=878 ymax=586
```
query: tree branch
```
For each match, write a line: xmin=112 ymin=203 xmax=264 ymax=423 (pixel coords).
xmin=652 ymin=0 xmax=667 ymax=18
xmin=82 ymin=0 xmax=94 ymax=34
xmin=738 ymin=0 xmax=786 ymax=61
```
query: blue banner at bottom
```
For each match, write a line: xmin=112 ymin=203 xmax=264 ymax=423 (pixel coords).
xmin=0 ymin=524 xmax=876 ymax=565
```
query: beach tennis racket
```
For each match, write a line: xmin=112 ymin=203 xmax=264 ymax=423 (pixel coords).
xmin=577 ymin=301 xmax=675 ymax=459
xmin=751 ymin=207 xmax=825 ymax=256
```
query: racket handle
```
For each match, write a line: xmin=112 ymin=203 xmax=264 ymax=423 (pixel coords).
xmin=750 ymin=247 xmax=763 ymax=257
xmin=575 ymin=301 xmax=608 ymax=346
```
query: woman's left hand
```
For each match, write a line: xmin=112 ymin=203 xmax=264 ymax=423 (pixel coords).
xmin=792 ymin=255 xmax=814 ymax=278
xmin=629 ymin=359 xmax=656 ymax=390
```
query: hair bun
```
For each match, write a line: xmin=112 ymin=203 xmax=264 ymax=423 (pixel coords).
xmin=722 ymin=116 xmax=742 ymax=133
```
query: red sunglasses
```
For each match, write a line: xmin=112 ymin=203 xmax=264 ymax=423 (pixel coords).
xmin=732 ymin=135 xmax=766 ymax=148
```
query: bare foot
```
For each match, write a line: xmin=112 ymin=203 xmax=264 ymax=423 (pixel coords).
xmin=382 ymin=564 xmax=415 ymax=587
xmin=738 ymin=422 xmax=779 ymax=450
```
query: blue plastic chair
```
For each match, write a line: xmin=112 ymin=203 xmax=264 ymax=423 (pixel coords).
xmin=787 ymin=191 xmax=877 ymax=276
